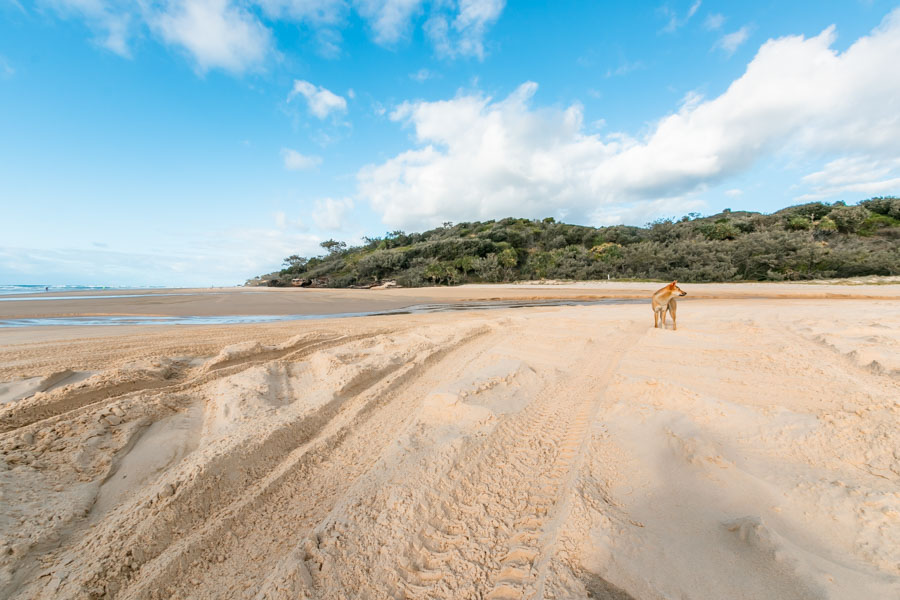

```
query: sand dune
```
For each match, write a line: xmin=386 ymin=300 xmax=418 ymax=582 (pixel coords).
xmin=0 ymin=287 xmax=898 ymax=599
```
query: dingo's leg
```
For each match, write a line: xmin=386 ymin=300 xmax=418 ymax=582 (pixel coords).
xmin=669 ymin=299 xmax=678 ymax=330
xmin=654 ymin=309 xmax=659 ymax=328
xmin=660 ymin=307 xmax=667 ymax=329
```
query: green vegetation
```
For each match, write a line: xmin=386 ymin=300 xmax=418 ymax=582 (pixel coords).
xmin=250 ymin=197 xmax=900 ymax=287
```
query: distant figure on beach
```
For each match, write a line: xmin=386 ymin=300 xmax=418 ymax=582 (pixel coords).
xmin=45 ymin=286 xmax=49 ymax=291
xmin=651 ymin=281 xmax=687 ymax=330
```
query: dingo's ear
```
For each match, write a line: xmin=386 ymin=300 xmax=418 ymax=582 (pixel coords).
xmin=669 ymin=280 xmax=677 ymax=288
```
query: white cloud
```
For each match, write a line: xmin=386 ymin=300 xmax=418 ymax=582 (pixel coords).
xmin=312 ymin=197 xmax=354 ymax=230
xmin=679 ymin=89 xmax=704 ymax=108
xmin=0 ymin=230 xmax=325 ymax=286
xmin=349 ymin=0 xmax=506 ymax=56
xmin=44 ymin=0 xmax=133 ymax=56
xmin=606 ymin=59 xmax=644 ymax=78
xmin=354 ymin=0 xmax=424 ymax=44
xmin=282 ymin=148 xmax=323 ymax=170
xmin=725 ymin=188 xmax=743 ymax=197
xmin=359 ymin=11 xmax=900 ymax=229
xmin=660 ymin=0 xmax=701 ymax=33
xmin=714 ymin=25 xmax=751 ymax=56
xmin=594 ymin=196 xmax=707 ymax=226
xmin=43 ymin=0 xmax=505 ymax=71
xmin=687 ymin=1 xmax=701 ymax=18
xmin=274 ymin=210 xmax=310 ymax=230
xmin=255 ymin=0 xmax=346 ymax=24
xmin=798 ymin=156 xmax=900 ymax=201
xmin=255 ymin=0 xmax=346 ymax=56
xmin=410 ymin=67 xmax=434 ymax=82
xmin=151 ymin=0 xmax=272 ymax=73
xmin=704 ymin=12 xmax=724 ymax=30
xmin=426 ymin=0 xmax=505 ymax=59
xmin=288 ymin=79 xmax=348 ymax=118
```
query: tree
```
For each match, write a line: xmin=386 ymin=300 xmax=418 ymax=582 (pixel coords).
xmin=282 ymin=254 xmax=307 ymax=270
xmin=454 ymin=255 xmax=477 ymax=278
xmin=320 ymin=239 xmax=347 ymax=254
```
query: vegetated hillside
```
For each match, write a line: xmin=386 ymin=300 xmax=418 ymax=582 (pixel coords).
xmin=250 ymin=198 xmax=900 ymax=287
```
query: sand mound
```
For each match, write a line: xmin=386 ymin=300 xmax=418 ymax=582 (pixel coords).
xmin=0 ymin=299 xmax=898 ymax=599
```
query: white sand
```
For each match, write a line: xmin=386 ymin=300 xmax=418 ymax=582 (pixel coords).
xmin=0 ymin=371 xmax=93 ymax=405
xmin=0 ymin=285 xmax=897 ymax=599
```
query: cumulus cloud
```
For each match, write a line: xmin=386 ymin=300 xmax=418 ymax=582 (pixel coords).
xmin=313 ymin=197 xmax=354 ymax=229
xmin=288 ymin=79 xmax=348 ymax=118
xmin=714 ymin=25 xmax=751 ymax=56
xmin=42 ymin=0 xmax=506 ymax=70
xmin=150 ymin=0 xmax=272 ymax=73
xmin=358 ymin=11 xmax=900 ymax=229
xmin=282 ymin=148 xmax=323 ymax=170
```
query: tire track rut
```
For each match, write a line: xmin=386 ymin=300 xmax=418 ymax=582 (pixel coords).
xmin=26 ymin=325 xmax=493 ymax=600
xmin=391 ymin=323 xmax=641 ymax=600
xmin=0 ymin=332 xmax=377 ymax=435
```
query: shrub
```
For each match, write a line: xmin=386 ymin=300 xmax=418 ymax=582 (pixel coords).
xmin=859 ymin=214 xmax=900 ymax=235
xmin=699 ymin=219 xmax=740 ymax=241
xmin=860 ymin=197 xmax=900 ymax=219
xmin=816 ymin=217 xmax=838 ymax=233
xmin=787 ymin=216 xmax=811 ymax=231
xmin=781 ymin=202 xmax=833 ymax=220
xmin=253 ymin=198 xmax=898 ymax=286
xmin=829 ymin=205 xmax=870 ymax=233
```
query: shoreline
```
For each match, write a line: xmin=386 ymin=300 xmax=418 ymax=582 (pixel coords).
xmin=1 ymin=281 xmax=898 ymax=323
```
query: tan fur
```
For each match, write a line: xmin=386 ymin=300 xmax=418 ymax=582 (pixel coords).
xmin=651 ymin=281 xmax=687 ymax=330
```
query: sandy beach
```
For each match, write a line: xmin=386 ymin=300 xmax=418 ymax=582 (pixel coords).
xmin=0 ymin=282 xmax=898 ymax=599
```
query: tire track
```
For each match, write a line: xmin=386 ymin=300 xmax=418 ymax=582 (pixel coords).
xmin=0 ymin=332 xmax=376 ymax=435
xmin=387 ymin=323 xmax=642 ymax=600
xmin=490 ymin=323 xmax=642 ymax=600
xmin=30 ymin=325 xmax=492 ymax=600
xmin=254 ymin=324 xmax=525 ymax=600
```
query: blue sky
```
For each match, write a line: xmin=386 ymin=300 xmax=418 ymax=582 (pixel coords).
xmin=1 ymin=1 xmax=899 ymax=286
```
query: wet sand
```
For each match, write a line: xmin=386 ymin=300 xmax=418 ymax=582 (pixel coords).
xmin=0 ymin=282 xmax=898 ymax=599
xmin=1 ymin=281 xmax=897 ymax=321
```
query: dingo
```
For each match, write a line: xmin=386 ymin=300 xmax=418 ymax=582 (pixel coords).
xmin=652 ymin=281 xmax=687 ymax=330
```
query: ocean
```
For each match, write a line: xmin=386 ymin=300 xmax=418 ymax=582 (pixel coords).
xmin=0 ymin=285 xmax=166 ymax=295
